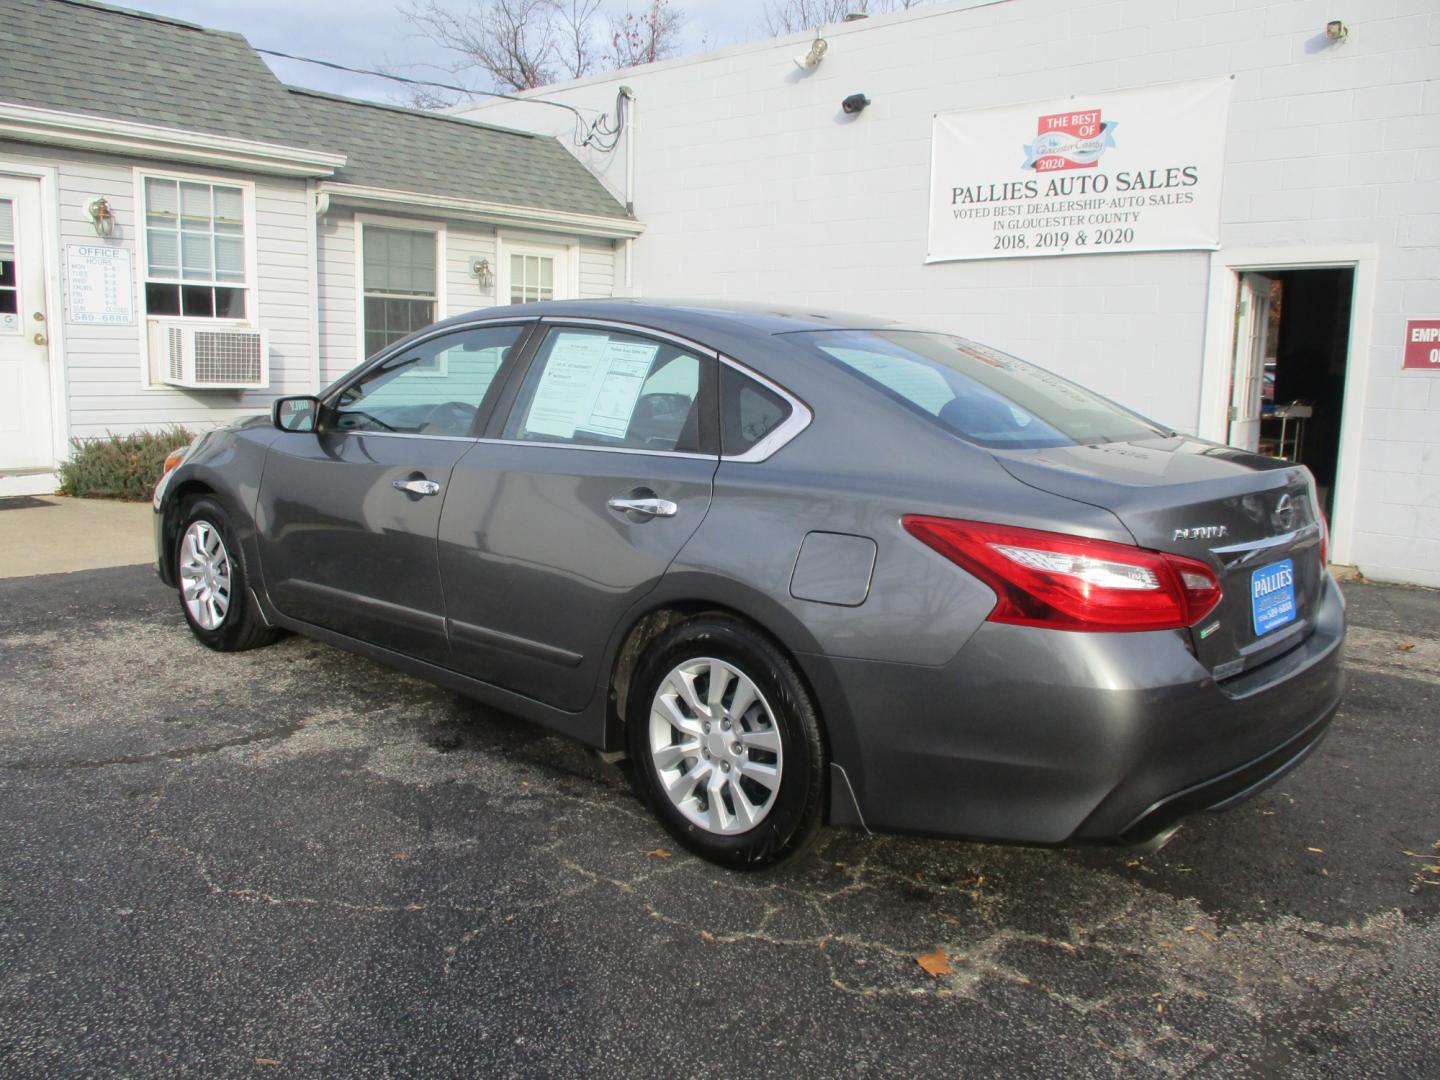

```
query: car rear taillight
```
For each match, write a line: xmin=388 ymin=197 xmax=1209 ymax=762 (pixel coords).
xmin=902 ymin=516 xmax=1222 ymax=632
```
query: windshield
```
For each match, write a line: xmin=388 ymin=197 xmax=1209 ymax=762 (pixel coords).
xmin=786 ymin=330 xmax=1169 ymax=449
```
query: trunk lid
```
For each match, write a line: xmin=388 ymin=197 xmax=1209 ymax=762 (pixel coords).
xmin=992 ymin=436 xmax=1326 ymax=677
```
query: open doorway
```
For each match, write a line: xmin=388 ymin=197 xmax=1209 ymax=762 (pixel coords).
xmin=1226 ymin=267 xmax=1355 ymax=522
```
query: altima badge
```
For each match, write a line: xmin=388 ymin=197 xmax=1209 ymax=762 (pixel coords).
xmin=1173 ymin=525 xmax=1229 ymax=541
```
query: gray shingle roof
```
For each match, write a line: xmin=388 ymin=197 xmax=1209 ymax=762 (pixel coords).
xmin=288 ymin=89 xmax=628 ymax=220
xmin=0 ymin=0 xmax=629 ymax=220
xmin=0 ymin=0 xmax=327 ymax=147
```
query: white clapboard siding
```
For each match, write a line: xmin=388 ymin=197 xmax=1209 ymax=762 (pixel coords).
xmin=445 ymin=223 xmax=499 ymax=318
xmin=579 ymin=237 xmax=618 ymax=298
xmin=316 ymin=212 xmax=358 ymax=386
xmin=0 ymin=141 xmax=317 ymax=440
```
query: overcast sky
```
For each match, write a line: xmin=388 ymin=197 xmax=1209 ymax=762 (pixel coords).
xmin=124 ymin=0 xmax=766 ymax=104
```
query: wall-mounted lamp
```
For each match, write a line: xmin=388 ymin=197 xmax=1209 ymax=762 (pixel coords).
xmin=85 ymin=196 xmax=114 ymax=238
xmin=793 ymin=36 xmax=827 ymax=71
xmin=841 ymin=93 xmax=871 ymax=115
xmin=470 ymin=256 xmax=493 ymax=290
xmin=1326 ymin=20 xmax=1348 ymax=42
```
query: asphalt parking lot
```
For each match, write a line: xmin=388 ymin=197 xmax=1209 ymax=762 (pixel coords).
xmin=1 ymin=564 xmax=1436 ymax=1078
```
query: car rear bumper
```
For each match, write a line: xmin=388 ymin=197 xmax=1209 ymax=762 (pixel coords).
xmin=808 ymin=572 xmax=1346 ymax=844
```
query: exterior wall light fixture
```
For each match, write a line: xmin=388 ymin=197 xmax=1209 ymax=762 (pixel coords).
xmin=470 ymin=256 xmax=494 ymax=290
xmin=794 ymin=37 xmax=827 ymax=71
xmin=841 ymin=93 xmax=871 ymax=115
xmin=1326 ymin=20 xmax=1348 ymax=42
xmin=86 ymin=196 xmax=115 ymax=238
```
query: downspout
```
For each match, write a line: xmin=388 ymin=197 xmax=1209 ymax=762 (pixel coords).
xmin=622 ymin=86 xmax=635 ymax=292
xmin=306 ymin=182 xmax=325 ymax=392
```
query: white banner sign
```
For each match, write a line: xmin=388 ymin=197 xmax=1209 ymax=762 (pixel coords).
xmin=928 ymin=79 xmax=1232 ymax=263
xmin=66 ymin=244 xmax=135 ymax=325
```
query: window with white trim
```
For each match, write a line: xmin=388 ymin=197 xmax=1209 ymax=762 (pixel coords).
xmin=0 ymin=198 xmax=16 ymax=330
xmin=362 ymin=225 xmax=438 ymax=357
xmin=142 ymin=176 xmax=248 ymax=319
xmin=509 ymin=252 xmax=556 ymax=304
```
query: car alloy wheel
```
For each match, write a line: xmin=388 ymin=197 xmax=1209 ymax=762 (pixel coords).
xmin=647 ymin=657 xmax=784 ymax=835
xmin=179 ymin=519 xmax=231 ymax=630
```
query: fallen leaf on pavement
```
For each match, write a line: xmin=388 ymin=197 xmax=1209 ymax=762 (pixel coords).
xmin=916 ymin=949 xmax=952 ymax=976
xmin=255 ymin=1059 xmax=280 ymax=1068
xmin=644 ymin=848 xmax=672 ymax=859
xmin=1396 ymin=642 xmax=1416 ymax=651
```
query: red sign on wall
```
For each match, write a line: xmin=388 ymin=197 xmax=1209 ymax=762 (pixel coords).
xmin=1403 ymin=319 xmax=1440 ymax=370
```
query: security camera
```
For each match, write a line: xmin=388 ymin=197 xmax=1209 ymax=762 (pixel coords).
xmin=841 ymin=93 xmax=870 ymax=115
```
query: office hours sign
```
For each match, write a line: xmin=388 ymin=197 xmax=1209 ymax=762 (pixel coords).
xmin=927 ymin=78 xmax=1232 ymax=263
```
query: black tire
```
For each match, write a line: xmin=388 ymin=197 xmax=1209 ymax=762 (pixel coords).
xmin=174 ymin=496 xmax=281 ymax=652
xmin=626 ymin=613 xmax=826 ymax=869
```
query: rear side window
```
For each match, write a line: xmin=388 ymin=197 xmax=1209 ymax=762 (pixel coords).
xmin=720 ymin=365 xmax=791 ymax=457
xmin=788 ymin=330 xmax=1168 ymax=449
xmin=503 ymin=326 xmax=716 ymax=453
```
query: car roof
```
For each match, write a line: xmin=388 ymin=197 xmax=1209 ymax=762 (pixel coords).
xmin=431 ymin=298 xmax=908 ymax=344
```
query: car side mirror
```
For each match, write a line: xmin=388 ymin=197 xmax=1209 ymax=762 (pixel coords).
xmin=273 ymin=395 xmax=320 ymax=433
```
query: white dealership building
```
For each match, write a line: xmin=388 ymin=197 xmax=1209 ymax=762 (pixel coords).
xmin=460 ymin=0 xmax=1440 ymax=587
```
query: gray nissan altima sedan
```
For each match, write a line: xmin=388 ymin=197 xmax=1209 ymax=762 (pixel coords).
xmin=153 ymin=300 xmax=1345 ymax=868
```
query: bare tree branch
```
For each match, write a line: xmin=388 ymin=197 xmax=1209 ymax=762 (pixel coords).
xmin=760 ymin=0 xmax=930 ymax=37
xmin=557 ymin=0 xmax=605 ymax=78
xmin=402 ymin=0 xmax=562 ymax=91
xmin=606 ymin=1 xmax=686 ymax=69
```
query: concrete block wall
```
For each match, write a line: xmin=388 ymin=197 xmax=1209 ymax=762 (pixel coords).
xmin=460 ymin=0 xmax=1440 ymax=587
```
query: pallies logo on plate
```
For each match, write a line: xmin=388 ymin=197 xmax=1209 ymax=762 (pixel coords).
xmin=1022 ymin=109 xmax=1118 ymax=173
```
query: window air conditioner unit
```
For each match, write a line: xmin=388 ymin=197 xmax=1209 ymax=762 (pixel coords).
xmin=149 ymin=321 xmax=269 ymax=390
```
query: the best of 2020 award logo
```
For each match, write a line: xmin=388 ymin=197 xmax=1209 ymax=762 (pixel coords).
xmin=1022 ymin=109 xmax=1118 ymax=173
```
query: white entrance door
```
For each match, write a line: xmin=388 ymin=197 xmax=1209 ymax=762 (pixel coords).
xmin=1227 ymin=271 xmax=1273 ymax=453
xmin=0 ymin=175 xmax=54 ymax=473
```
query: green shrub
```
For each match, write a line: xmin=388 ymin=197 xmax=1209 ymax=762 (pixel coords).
xmin=58 ymin=427 xmax=194 ymax=501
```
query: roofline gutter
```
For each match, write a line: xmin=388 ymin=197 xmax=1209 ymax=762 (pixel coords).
xmin=315 ymin=182 xmax=644 ymax=239
xmin=0 ymin=102 xmax=345 ymax=178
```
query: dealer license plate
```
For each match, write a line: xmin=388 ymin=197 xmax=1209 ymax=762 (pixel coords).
xmin=1251 ymin=558 xmax=1297 ymax=636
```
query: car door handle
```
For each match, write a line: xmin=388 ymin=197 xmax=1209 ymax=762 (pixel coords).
xmin=607 ymin=496 xmax=678 ymax=518
xmin=393 ymin=479 xmax=442 ymax=497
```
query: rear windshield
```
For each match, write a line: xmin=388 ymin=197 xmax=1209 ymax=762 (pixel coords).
xmin=786 ymin=329 xmax=1169 ymax=449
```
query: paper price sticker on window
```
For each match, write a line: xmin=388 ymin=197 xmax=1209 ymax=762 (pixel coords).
xmin=526 ymin=333 xmax=659 ymax=440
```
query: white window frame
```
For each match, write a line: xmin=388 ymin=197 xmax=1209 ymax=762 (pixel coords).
xmin=354 ymin=212 xmax=447 ymax=367
xmin=134 ymin=166 xmax=259 ymax=390
xmin=495 ymin=230 xmax=579 ymax=308
xmin=135 ymin=167 xmax=257 ymax=324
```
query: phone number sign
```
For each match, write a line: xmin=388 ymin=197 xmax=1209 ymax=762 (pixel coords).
xmin=1403 ymin=318 xmax=1440 ymax=370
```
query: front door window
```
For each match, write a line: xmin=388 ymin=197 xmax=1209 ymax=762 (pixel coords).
xmin=0 ymin=198 xmax=16 ymax=334
xmin=331 ymin=323 xmax=527 ymax=437
xmin=509 ymin=252 xmax=556 ymax=304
